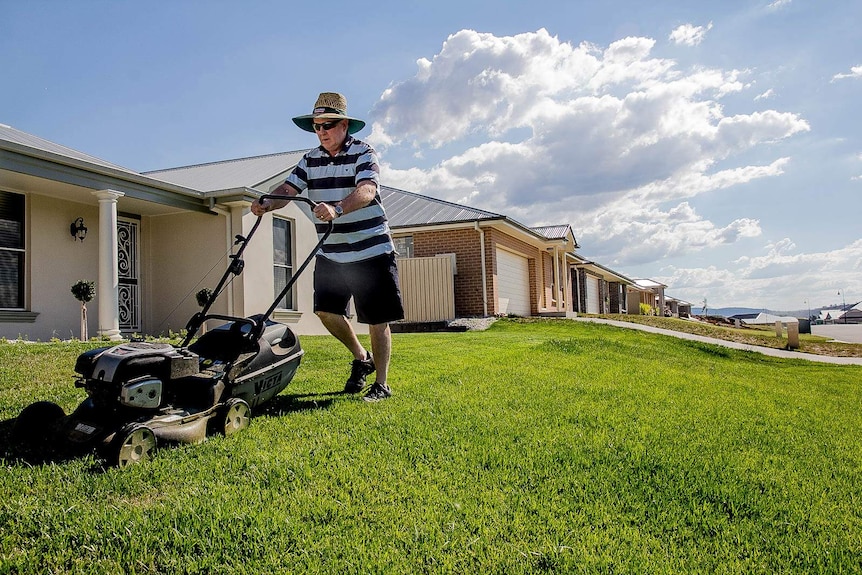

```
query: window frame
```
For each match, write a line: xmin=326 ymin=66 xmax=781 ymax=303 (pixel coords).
xmin=0 ymin=190 xmax=25 ymax=311
xmin=393 ymin=234 xmax=414 ymax=259
xmin=272 ymin=216 xmax=295 ymax=310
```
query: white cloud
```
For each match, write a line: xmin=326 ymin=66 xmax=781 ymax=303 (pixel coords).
xmin=669 ymin=22 xmax=713 ymax=46
xmin=659 ymin=238 xmax=862 ymax=310
xmin=570 ymin=194 xmax=763 ymax=267
xmin=832 ymin=65 xmax=862 ymax=82
xmin=767 ymin=0 xmax=792 ymax=9
xmin=370 ymin=28 xmax=810 ymax=272
xmin=754 ymin=88 xmax=774 ymax=100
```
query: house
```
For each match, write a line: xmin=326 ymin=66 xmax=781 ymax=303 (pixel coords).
xmin=383 ymin=187 xmax=579 ymax=318
xmin=664 ymin=296 xmax=693 ymax=317
xmin=0 ymin=124 xmax=334 ymax=340
xmin=627 ymin=278 xmax=667 ymax=316
xmin=1 ymin=125 xmax=588 ymax=340
xmin=568 ymin=256 xmax=635 ymax=314
xmin=818 ymin=303 xmax=862 ymax=324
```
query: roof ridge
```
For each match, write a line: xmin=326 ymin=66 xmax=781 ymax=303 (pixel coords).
xmin=144 ymin=149 xmax=311 ymax=174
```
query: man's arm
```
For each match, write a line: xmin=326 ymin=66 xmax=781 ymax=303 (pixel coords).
xmin=251 ymin=182 xmax=299 ymax=216
xmin=338 ymin=180 xmax=378 ymax=215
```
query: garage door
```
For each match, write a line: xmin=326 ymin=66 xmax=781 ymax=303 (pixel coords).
xmin=496 ymin=248 xmax=531 ymax=316
xmin=586 ymin=275 xmax=600 ymax=314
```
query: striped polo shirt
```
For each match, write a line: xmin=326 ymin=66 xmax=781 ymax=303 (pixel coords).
xmin=285 ymin=136 xmax=395 ymax=264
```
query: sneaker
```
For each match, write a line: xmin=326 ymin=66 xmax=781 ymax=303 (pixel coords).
xmin=363 ymin=382 xmax=392 ymax=402
xmin=344 ymin=351 xmax=375 ymax=394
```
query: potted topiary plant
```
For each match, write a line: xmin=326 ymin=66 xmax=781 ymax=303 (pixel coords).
xmin=71 ymin=280 xmax=95 ymax=340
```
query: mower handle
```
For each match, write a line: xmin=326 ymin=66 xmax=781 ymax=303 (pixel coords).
xmin=258 ymin=194 xmax=318 ymax=213
xmin=182 ymin=195 xmax=333 ymax=347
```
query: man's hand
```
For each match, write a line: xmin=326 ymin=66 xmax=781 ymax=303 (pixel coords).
xmin=251 ymin=183 xmax=293 ymax=216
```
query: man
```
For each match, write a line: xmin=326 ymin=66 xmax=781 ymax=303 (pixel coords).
xmin=251 ymin=92 xmax=403 ymax=402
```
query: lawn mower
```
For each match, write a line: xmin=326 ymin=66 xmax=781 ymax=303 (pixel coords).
xmin=13 ymin=196 xmax=329 ymax=467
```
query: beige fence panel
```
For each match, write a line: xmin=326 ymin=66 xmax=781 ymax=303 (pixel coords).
xmin=397 ymin=256 xmax=455 ymax=322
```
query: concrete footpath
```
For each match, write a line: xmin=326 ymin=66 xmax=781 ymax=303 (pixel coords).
xmin=574 ymin=317 xmax=862 ymax=366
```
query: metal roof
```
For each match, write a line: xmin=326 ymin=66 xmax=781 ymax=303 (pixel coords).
xmin=146 ymin=150 xmax=580 ymax=248
xmin=533 ymin=224 xmax=573 ymax=241
xmin=0 ymin=124 xmax=213 ymax=214
xmin=0 ymin=123 xmax=138 ymax=174
xmin=380 ymin=185 xmax=503 ymax=227
xmin=141 ymin=150 xmax=574 ymax=247
xmin=145 ymin=150 xmax=307 ymax=192
xmin=634 ymin=278 xmax=667 ymax=289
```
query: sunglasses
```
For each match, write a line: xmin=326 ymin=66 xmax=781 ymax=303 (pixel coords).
xmin=312 ymin=120 xmax=343 ymax=132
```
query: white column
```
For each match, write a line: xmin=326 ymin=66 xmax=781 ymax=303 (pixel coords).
xmin=552 ymin=246 xmax=561 ymax=311
xmin=93 ymin=190 xmax=124 ymax=341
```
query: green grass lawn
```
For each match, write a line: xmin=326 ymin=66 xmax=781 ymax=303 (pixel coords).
xmin=1 ymin=319 xmax=861 ymax=574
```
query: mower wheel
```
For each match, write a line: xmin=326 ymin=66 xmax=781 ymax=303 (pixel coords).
xmin=112 ymin=424 xmax=157 ymax=468
xmin=13 ymin=401 xmax=65 ymax=446
xmin=220 ymin=398 xmax=251 ymax=437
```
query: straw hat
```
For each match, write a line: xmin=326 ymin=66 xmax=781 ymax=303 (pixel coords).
xmin=292 ymin=92 xmax=366 ymax=134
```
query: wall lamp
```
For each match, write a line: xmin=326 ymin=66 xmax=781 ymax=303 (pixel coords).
xmin=70 ymin=217 xmax=88 ymax=242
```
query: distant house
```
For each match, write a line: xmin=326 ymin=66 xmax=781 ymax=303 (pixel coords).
xmin=628 ymin=278 xmax=667 ymax=315
xmin=818 ymin=303 xmax=862 ymax=324
xmin=568 ymin=256 xmax=634 ymax=314
xmin=665 ymin=296 xmax=693 ymax=317
xmin=731 ymin=312 xmax=799 ymax=325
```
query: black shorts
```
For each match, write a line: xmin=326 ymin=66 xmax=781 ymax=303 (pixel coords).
xmin=314 ymin=252 xmax=405 ymax=325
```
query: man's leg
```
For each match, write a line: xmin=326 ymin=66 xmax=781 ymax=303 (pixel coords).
xmin=317 ymin=310 xmax=375 ymax=393
xmin=316 ymin=310 xmax=367 ymax=360
xmin=362 ymin=322 xmax=393 ymax=401
xmin=368 ymin=322 xmax=391 ymax=384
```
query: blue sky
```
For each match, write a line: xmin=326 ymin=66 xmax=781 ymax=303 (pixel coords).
xmin=2 ymin=0 xmax=860 ymax=311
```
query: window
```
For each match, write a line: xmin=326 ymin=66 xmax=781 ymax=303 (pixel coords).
xmin=0 ymin=191 xmax=24 ymax=309
xmin=393 ymin=235 xmax=413 ymax=258
xmin=273 ymin=217 xmax=294 ymax=309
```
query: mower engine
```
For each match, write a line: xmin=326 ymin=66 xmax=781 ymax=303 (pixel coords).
xmin=75 ymin=342 xmax=201 ymax=410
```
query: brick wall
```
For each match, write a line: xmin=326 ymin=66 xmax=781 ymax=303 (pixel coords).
xmin=608 ymin=281 xmax=622 ymax=313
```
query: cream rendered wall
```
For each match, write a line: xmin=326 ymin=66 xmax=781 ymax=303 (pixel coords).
xmin=144 ymin=211 xmax=231 ymax=336
xmin=22 ymin=195 xmax=100 ymax=341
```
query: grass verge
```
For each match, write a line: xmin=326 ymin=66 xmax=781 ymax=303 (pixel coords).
xmin=592 ymin=313 xmax=862 ymax=357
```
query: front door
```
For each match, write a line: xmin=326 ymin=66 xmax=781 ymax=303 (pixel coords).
xmin=118 ymin=217 xmax=140 ymax=333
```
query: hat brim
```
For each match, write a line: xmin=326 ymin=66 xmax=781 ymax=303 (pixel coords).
xmin=292 ymin=114 xmax=366 ymax=135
